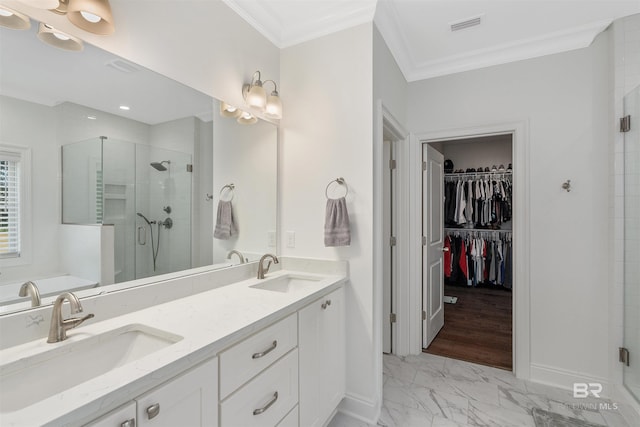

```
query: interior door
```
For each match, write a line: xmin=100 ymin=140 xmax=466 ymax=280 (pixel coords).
xmin=422 ymin=144 xmax=444 ymax=348
xmin=383 ymin=140 xmax=396 ymax=354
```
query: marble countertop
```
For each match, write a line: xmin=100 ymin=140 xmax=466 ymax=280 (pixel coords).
xmin=0 ymin=268 xmax=347 ymax=426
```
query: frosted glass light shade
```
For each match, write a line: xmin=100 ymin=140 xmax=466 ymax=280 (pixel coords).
xmin=220 ymin=101 xmax=242 ymax=118
xmin=37 ymin=22 xmax=83 ymax=51
xmin=237 ymin=111 xmax=258 ymax=125
xmin=67 ymin=0 xmax=114 ymax=34
xmin=0 ymin=6 xmax=31 ymax=30
xmin=19 ymin=0 xmax=59 ymax=9
xmin=246 ymin=84 xmax=266 ymax=111
xmin=265 ymin=93 xmax=282 ymax=119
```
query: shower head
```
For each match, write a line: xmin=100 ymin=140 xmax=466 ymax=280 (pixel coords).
xmin=137 ymin=212 xmax=155 ymax=225
xmin=150 ymin=160 xmax=170 ymax=171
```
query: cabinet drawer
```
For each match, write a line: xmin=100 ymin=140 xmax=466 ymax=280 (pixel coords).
xmin=219 ymin=313 xmax=297 ymax=398
xmin=220 ymin=349 xmax=298 ymax=427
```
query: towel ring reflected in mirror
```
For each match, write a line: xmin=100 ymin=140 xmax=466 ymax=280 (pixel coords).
xmin=325 ymin=177 xmax=348 ymax=199
xmin=220 ymin=183 xmax=235 ymax=201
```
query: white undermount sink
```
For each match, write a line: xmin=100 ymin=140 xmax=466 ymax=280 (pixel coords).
xmin=0 ymin=324 xmax=182 ymax=413
xmin=250 ymin=274 xmax=322 ymax=293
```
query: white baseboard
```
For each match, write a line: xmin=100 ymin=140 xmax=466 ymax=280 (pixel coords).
xmin=337 ymin=392 xmax=380 ymax=425
xmin=529 ymin=363 xmax=610 ymax=394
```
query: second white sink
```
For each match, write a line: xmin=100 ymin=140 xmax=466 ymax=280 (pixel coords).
xmin=250 ymin=274 xmax=322 ymax=293
xmin=0 ymin=324 xmax=182 ymax=413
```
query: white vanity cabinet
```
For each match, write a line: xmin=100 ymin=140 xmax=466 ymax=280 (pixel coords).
xmin=85 ymin=357 xmax=218 ymax=427
xmin=219 ymin=313 xmax=299 ymax=427
xmin=298 ymin=287 xmax=346 ymax=427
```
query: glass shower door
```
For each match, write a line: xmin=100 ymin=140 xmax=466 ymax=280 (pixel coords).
xmin=624 ymin=84 xmax=640 ymax=403
xmin=135 ymin=145 xmax=192 ymax=279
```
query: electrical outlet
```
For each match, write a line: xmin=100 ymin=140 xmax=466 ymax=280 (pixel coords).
xmin=267 ymin=231 xmax=276 ymax=247
xmin=286 ymin=231 xmax=296 ymax=248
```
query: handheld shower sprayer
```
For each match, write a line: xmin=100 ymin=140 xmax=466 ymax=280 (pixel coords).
xmin=136 ymin=212 xmax=156 ymax=225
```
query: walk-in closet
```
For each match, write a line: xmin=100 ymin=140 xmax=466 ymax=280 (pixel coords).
xmin=424 ymin=134 xmax=514 ymax=370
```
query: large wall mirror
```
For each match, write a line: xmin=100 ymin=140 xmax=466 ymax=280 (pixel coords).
xmin=0 ymin=21 xmax=278 ymax=314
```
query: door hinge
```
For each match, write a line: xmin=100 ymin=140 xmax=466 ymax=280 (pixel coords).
xmin=422 ymin=310 xmax=426 ymax=320
xmin=389 ymin=159 xmax=397 ymax=170
xmin=390 ymin=313 xmax=397 ymax=323
xmin=620 ymin=115 xmax=631 ymax=133
xmin=390 ymin=236 xmax=397 ymax=246
xmin=186 ymin=164 xmax=193 ymax=172
xmin=620 ymin=347 xmax=630 ymax=367
xmin=422 ymin=161 xmax=427 ymax=171
xmin=422 ymin=236 xmax=427 ymax=246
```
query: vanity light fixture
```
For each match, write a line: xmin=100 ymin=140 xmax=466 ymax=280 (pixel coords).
xmin=19 ymin=0 xmax=115 ymax=35
xmin=0 ymin=5 xmax=31 ymax=30
xmin=242 ymin=70 xmax=282 ymax=119
xmin=37 ymin=22 xmax=83 ymax=51
xmin=220 ymin=101 xmax=242 ymax=118
xmin=66 ymin=0 xmax=115 ymax=35
xmin=237 ymin=111 xmax=258 ymax=125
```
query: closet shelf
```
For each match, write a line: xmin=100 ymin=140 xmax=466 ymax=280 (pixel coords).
xmin=445 ymin=227 xmax=512 ymax=232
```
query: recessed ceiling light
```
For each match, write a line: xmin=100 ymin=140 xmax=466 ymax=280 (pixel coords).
xmin=87 ymin=115 xmax=97 ymax=120
xmin=119 ymin=105 xmax=130 ymax=111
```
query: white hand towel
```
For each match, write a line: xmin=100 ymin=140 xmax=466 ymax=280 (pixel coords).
xmin=214 ymin=200 xmax=237 ymax=240
xmin=324 ymin=197 xmax=351 ymax=247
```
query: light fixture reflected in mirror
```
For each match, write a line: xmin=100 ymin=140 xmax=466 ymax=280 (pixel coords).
xmin=0 ymin=5 xmax=31 ymax=30
xmin=67 ymin=0 xmax=114 ymax=35
xmin=242 ymin=70 xmax=282 ymax=119
xmin=220 ymin=101 xmax=242 ymax=118
xmin=237 ymin=111 xmax=258 ymax=125
xmin=37 ymin=22 xmax=83 ymax=50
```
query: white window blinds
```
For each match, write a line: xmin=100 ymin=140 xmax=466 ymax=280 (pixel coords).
xmin=0 ymin=151 xmax=21 ymax=259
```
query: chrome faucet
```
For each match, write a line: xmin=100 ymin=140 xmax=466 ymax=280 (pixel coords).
xmin=257 ymin=254 xmax=279 ymax=279
xmin=227 ymin=249 xmax=246 ymax=264
xmin=18 ymin=281 xmax=41 ymax=307
xmin=47 ymin=292 xmax=94 ymax=343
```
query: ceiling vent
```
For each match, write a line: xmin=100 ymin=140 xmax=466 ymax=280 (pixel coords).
xmin=450 ymin=15 xmax=483 ymax=32
xmin=105 ymin=59 xmax=141 ymax=73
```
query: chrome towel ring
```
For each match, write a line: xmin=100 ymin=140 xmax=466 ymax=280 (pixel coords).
xmin=325 ymin=177 xmax=348 ymax=199
xmin=220 ymin=183 xmax=235 ymax=201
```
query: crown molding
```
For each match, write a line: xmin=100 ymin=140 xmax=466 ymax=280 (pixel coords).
xmin=376 ymin=2 xmax=613 ymax=83
xmin=223 ymin=0 xmax=377 ymax=49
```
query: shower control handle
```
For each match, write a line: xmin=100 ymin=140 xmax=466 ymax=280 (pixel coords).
xmin=161 ymin=218 xmax=173 ymax=229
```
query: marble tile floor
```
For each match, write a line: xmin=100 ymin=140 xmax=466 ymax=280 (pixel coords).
xmin=328 ymin=353 xmax=635 ymax=427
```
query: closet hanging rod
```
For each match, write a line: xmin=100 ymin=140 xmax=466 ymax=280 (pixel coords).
xmin=444 ymin=170 xmax=512 ymax=180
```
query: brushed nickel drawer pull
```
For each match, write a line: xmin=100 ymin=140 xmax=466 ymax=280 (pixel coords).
xmin=121 ymin=419 xmax=136 ymax=427
xmin=252 ymin=340 xmax=277 ymax=359
xmin=146 ymin=403 xmax=160 ymax=420
xmin=253 ymin=391 xmax=278 ymax=415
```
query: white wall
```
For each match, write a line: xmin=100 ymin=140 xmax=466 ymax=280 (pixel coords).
xmin=280 ymin=24 xmax=377 ymax=420
xmin=212 ymin=112 xmax=277 ymax=264
xmin=373 ymin=26 xmax=408 ymax=126
xmin=440 ymin=135 xmax=513 ymax=172
xmin=407 ymin=32 xmax=611 ymax=388
xmin=0 ymin=96 xmax=60 ymax=283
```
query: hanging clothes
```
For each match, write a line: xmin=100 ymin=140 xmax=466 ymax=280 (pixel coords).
xmin=444 ymin=173 xmax=513 ymax=229
xmin=444 ymin=230 xmax=512 ymax=289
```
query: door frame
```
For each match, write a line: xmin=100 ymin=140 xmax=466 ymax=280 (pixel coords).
xmin=375 ymin=102 xmax=410 ymax=357
xmin=410 ymin=121 xmax=531 ymax=380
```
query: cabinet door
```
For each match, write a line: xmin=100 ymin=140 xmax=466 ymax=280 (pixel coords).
xmin=85 ymin=402 xmax=136 ymax=427
xmin=136 ymin=357 xmax=218 ymax=427
xmin=299 ymin=287 xmax=345 ymax=427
